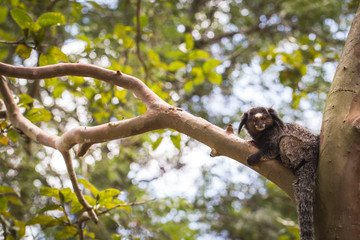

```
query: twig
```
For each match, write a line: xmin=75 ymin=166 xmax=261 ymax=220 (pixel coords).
xmin=98 ymin=199 xmax=154 ymax=216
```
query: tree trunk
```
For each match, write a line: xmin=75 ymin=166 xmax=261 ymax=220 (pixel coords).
xmin=316 ymin=5 xmax=360 ymax=239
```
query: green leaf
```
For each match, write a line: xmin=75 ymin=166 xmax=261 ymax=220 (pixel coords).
xmin=185 ymin=33 xmax=194 ymax=51
xmin=98 ymin=188 xmax=121 ymax=206
xmin=0 ymin=186 xmax=16 ymax=194
xmin=184 ymin=81 xmax=193 ymax=92
xmin=18 ymin=93 xmax=34 ymax=106
xmin=26 ymin=215 xmax=55 ymax=225
xmin=152 ymin=137 xmax=163 ymax=150
xmin=78 ymin=179 xmax=99 ymax=197
xmin=36 ymin=12 xmax=66 ymax=28
xmin=0 ymin=7 xmax=8 ymax=24
xmin=188 ymin=49 xmax=209 ymax=60
xmin=0 ymin=134 xmax=8 ymax=146
xmin=25 ymin=108 xmax=52 ymax=122
xmin=48 ymin=46 xmax=68 ymax=62
xmin=170 ymin=134 xmax=181 ymax=150
xmin=40 ymin=187 xmax=60 ymax=199
xmin=5 ymin=196 xmax=22 ymax=206
xmin=208 ymin=72 xmax=222 ymax=85
xmin=147 ymin=50 xmax=160 ymax=66
xmin=114 ymin=89 xmax=127 ymax=102
xmin=53 ymin=85 xmax=66 ymax=98
xmin=133 ymin=14 xmax=148 ymax=29
xmin=15 ymin=44 xmax=32 ymax=59
xmin=6 ymin=129 xmax=19 ymax=143
xmin=10 ymin=8 xmax=33 ymax=30
xmin=191 ymin=67 xmax=205 ymax=85
xmin=15 ymin=220 xmax=26 ymax=238
xmin=38 ymin=204 xmax=62 ymax=214
xmin=60 ymin=188 xmax=76 ymax=202
xmin=0 ymin=197 xmax=7 ymax=213
xmin=55 ymin=226 xmax=77 ymax=239
xmin=70 ymin=199 xmax=83 ymax=214
xmin=168 ymin=61 xmax=186 ymax=71
xmin=203 ymin=59 xmax=221 ymax=74
xmin=59 ymin=191 xmax=65 ymax=203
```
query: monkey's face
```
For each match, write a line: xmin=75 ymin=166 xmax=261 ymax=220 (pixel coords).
xmin=249 ymin=112 xmax=273 ymax=132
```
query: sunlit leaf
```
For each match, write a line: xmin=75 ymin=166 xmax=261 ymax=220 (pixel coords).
xmin=48 ymin=46 xmax=68 ymax=62
xmin=185 ymin=33 xmax=194 ymax=51
xmin=70 ymin=199 xmax=83 ymax=214
xmin=15 ymin=220 xmax=26 ymax=238
xmin=18 ymin=93 xmax=34 ymax=106
xmin=0 ymin=7 xmax=8 ymax=24
xmin=40 ymin=187 xmax=60 ymax=199
xmin=55 ymin=226 xmax=77 ymax=239
xmin=188 ymin=50 xmax=209 ymax=60
xmin=26 ymin=215 xmax=55 ymax=225
xmin=38 ymin=204 xmax=62 ymax=214
xmin=98 ymin=188 xmax=121 ymax=206
xmin=147 ymin=50 xmax=160 ymax=66
xmin=36 ymin=12 xmax=66 ymax=28
xmin=114 ymin=89 xmax=127 ymax=102
xmin=15 ymin=44 xmax=32 ymax=59
xmin=133 ymin=14 xmax=148 ymax=29
xmin=152 ymin=137 xmax=163 ymax=150
xmin=78 ymin=179 xmax=99 ymax=197
xmin=10 ymin=8 xmax=33 ymax=30
xmin=25 ymin=108 xmax=52 ymax=122
xmin=168 ymin=61 xmax=186 ymax=72
xmin=60 ymin=188 xmax=76 ymax=202
xmin=0 ymin=186 xmax=16 ymax=194
xmin=208 ymin=72 xmax=222 ymax=85
xmin=170 ymin=134 xmax=181 ymax=150
xmin=0 ymin=134 xmax=8 ymax=146
xmin=203 ymin=59 xmax=221 ymax=74
xmin=5 ymin=196 xmax=22 ymax=206
xmin=191 ymin=67 xmax=204 ymax=85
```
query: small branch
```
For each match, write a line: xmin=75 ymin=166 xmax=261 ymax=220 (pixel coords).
xmin=98 ymin=199 xmax=153 ymax=216
xmin=0 ymin=62 xmax=164 ymax=109
xmin=0 ymin=76 xmax=98 ymax=223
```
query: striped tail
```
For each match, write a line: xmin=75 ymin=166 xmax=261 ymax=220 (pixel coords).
xmin=294 ymin=162 xmax=317 ymax=240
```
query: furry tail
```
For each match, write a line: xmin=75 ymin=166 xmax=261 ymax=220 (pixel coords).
xmin=294 ymin=162 xmax=317 ymax=240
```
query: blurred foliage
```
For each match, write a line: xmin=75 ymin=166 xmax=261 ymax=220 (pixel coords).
xmin=0 ymin=0 xmax=357 ymax=239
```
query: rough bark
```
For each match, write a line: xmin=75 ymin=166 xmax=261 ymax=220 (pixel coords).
xmin=316 ymin=5 xmax=360 ymax=239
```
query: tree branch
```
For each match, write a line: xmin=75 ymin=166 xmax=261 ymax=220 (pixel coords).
xmin=0 ymin=76 xmax=98 ymax=223
xmin=0 ymin=62 xmax=296 ymax=202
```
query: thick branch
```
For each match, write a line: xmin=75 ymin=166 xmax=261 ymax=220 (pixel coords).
xmin=0 ymin=62 xmax=295 ymax=201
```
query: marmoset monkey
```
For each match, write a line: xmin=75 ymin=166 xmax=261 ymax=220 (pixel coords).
xmin=238 ymin=107 xmax=319 ymax=240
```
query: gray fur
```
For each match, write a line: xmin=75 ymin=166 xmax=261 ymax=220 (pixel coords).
xmin=238 ymin=107 xmax=319 ymax=240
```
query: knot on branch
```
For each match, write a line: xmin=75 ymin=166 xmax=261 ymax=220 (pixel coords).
xmin=225 ymin=124 xmax=235 ymax=134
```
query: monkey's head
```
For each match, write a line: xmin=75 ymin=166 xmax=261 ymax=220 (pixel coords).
xmin=238 ymin=107 xmax=284 ymax=135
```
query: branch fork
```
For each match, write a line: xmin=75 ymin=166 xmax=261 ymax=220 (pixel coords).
xmin=0 ymin=62 xmax=296 ymax=220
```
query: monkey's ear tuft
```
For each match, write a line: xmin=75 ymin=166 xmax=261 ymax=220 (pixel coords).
xmin=238 ymin=112 xmax=248 ymax=134
xmin=268 ymin=108 xmax=284 ymax=127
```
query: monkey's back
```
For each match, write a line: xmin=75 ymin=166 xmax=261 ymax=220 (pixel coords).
xmin=279 ymin=123 xmax=319 ymax=170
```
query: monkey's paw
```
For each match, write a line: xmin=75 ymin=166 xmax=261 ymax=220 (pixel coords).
xmin=247 ymin=154 xmax=260 ymax=166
